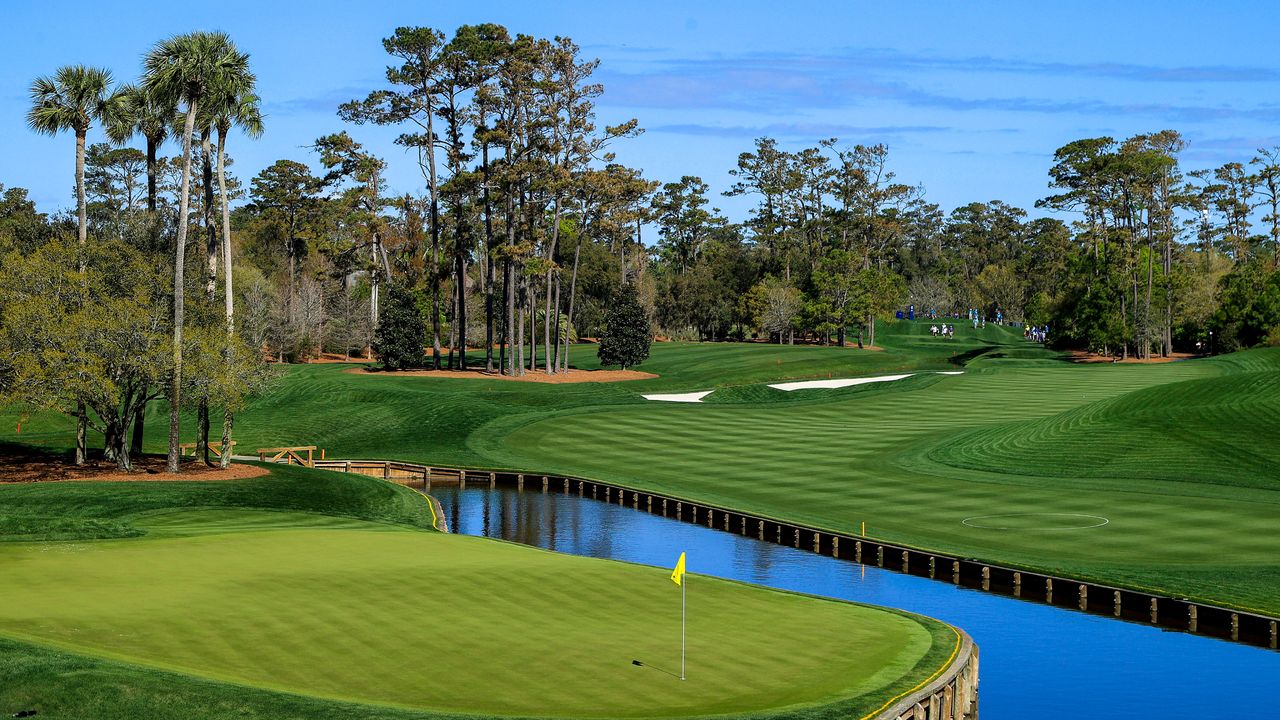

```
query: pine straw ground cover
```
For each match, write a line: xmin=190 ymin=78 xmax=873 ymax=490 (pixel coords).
xmin=0 ymin=466 xmax=954 ymax=720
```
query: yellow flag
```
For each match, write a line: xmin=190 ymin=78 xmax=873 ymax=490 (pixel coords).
xmin=671 ymin=551 xmax=686 ymax=586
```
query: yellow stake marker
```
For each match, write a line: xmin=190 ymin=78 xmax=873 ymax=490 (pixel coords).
xmin=861 ymin=521 xmax=866 ymax=536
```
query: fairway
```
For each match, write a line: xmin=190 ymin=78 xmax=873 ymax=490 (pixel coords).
xmin=5 ymin=322 xmax=1279 ymax=617
xmin=0 ymin=506 xmax=951 ymax=719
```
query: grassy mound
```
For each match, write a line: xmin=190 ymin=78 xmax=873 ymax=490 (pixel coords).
xmin=0 ymin=500 xmax=954 ymax=719
xmin=927 ymin=348 xmax=1280 ymax=490
xmin=0 ymin=460 xmax=437 ymax=542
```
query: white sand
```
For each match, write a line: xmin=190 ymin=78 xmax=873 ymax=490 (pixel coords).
xmin=768 ymin=374 xmax=915 ymax=391
xmin=642 ymin=390 xmax=714 ymax=403
xmin=936 ymin=371 xmax=965 ymax=375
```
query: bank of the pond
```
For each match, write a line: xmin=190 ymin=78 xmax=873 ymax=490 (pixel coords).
xmin=319 ymin=458 xmax=1280 ymax=650
xmin=433 ymin=483 xmax=1280 ymax=720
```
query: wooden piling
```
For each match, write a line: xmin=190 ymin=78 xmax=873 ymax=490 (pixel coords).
xmin=1013 ymin=571 xmax=1021 ymax=597
xmin=489 ymin=472 xmax=495 ymax=489
xmin=1189 ymin=605 xmax=1198 ymax=633
xmin=1230 ymin=613 xmax=1239 ymax=641
xmin=952 ymin=560 xmax=960 ymax=584
xmin=793 ymin=528 xmax=800 ymax=548
xmin=929 ymin=556 xmax=936 ymax=579
xmin=855 ymin=540 xmax=862 ymax=563
xmin=1046 ymin=577 xmax=1053 ymax=603
xmin=662 ymin=498 xmax=668 ymax=516
xmin=1270 ymin=620 xmax=1277 ymax=649
xmin=832 ymin=536 xmax=839 ymax=558
xmin=1113 ymin=590 xmax=1122 ymax=617
xmin=981 ymin=566 xmax=990 ymax=591
xmin=903 ymin=550 xmax=910 ymax=572
xmin=1150 ymin=598 xmax=1159 ymax=624
xmin=1078 ymin=584 xmax=1088 ymax=610
xmin=813 ymin=533 xmax=821 ymax=554
xmin=757 ymin=519 xmax=764 ymax=540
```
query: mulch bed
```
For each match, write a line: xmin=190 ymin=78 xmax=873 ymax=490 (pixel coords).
xmin=0 ymin=448 xmax=268 ymax=484
xmin=346 ymin=367 xmax=658 ymax=383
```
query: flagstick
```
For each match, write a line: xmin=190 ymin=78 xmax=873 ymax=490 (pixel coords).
xmin=680 ymin=575 xmax=686 ymax=680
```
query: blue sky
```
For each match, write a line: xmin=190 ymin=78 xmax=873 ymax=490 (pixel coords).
xmin=4 ymin=0 xmax=1280 ymax=223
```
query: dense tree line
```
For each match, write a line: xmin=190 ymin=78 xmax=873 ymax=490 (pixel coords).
xmin=5 ymin=24 xmax=1280 ymax=474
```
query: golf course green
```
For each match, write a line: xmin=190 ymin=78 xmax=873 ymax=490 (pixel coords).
xmin=11 ymin=319 xmax=1267 ymax=617
xmin=0 ymin=464 xmax=957 ymax=719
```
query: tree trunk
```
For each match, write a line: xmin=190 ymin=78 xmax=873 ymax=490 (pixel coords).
xmin=516 ymin=280 xmax=525 ymax=376
xmin=169 ymin=101 xmax=199 ymax=474
xmin=456 ymin=251 xmax=468 ymax=370
xmin=562 ymin=239 xmax=581 ymax=372
xmin=73 ymin=129 xmax=89 ymax=466
xmin=217 ymin=130 xmax=235 ymax=469
xmin=114 ymin=419 xmax=132 ymax=472
xmin=544 ymin=197 xmax=562 ymax=375
xmin=482 ymin=140 xmax=495 ymax=373
xmin=426 ymin=113 xmax=443 ymax=370
xmin=197 ymin=401 xmax=210 ymax=467
xmin=146 ymin=136 xmax=158 ymax=214
xmin=76 ymin=129 xmax=87 ymax=251
xmin=203 ymin=133 xmax=217 ymax=299
xmin=130 ymin=394 xmax=146 ymax=456
xmin=552 ymin=274 xmax=562 ymax=370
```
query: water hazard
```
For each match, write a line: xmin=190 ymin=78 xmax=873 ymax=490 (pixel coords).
xmin=434 ymin=485 xmax=1280 ymax=720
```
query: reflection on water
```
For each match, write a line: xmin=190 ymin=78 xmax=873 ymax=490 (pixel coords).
xmin=435 ymin=486 xmax=1280 ymax=720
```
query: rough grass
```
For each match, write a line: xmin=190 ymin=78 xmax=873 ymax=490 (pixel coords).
xmin=0 ymin=506 xmax=953 ymax=720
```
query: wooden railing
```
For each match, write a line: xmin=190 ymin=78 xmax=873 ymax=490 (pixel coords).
xmin=179 ymin=441 xmax=237 ymax=459
xmin=255 ymin=446 xmax=316 ymax=467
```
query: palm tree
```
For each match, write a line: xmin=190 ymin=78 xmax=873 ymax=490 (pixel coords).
xmin=144 ymin=31 xmax=253 ymax=473
xmin=109 ymin=83 xmax=174 ymax=457
xmin=111 ymin=84 xmax=171 ymax=215
xmin=211 ymin=88 xmax=263 ymax=467
xmin=27 ymin=64 xmax=126 ymax=465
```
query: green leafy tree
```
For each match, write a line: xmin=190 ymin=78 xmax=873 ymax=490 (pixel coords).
xmin=597 ymin=283 xmax=650 ymax=368
xmin=27 ymin=64 xmax=127 ymax=464
xmin=251 ymin=159 xmax=322 ymax=317
xmin=0 ymin=238 xmax=171 ymax=470
xmin=373 ymin=283 xmax=425 ymax=370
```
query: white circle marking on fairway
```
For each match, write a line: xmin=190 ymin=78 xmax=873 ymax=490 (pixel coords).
xmin=960 ymin=513 xmax=1110 ymax=530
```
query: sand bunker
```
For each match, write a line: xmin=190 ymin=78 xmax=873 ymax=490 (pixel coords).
xmin=642 ymin=391 xmax=714 ymax=403
xmin=769 ymin=371 xmax=963 ymax=392
xmin=769 ymin=374 xmax=915 ymax=391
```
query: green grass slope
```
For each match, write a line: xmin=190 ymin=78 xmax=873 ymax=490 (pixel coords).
xmin=6 ymin=322 xmax=1277 ymax=614
xmin=0 ymin=459 xmax=437 ymax=541
xmin=0 ymin=477 xmax=955 ymax=720
xmin=928 ymin=347 xmax=1280 ymax=490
